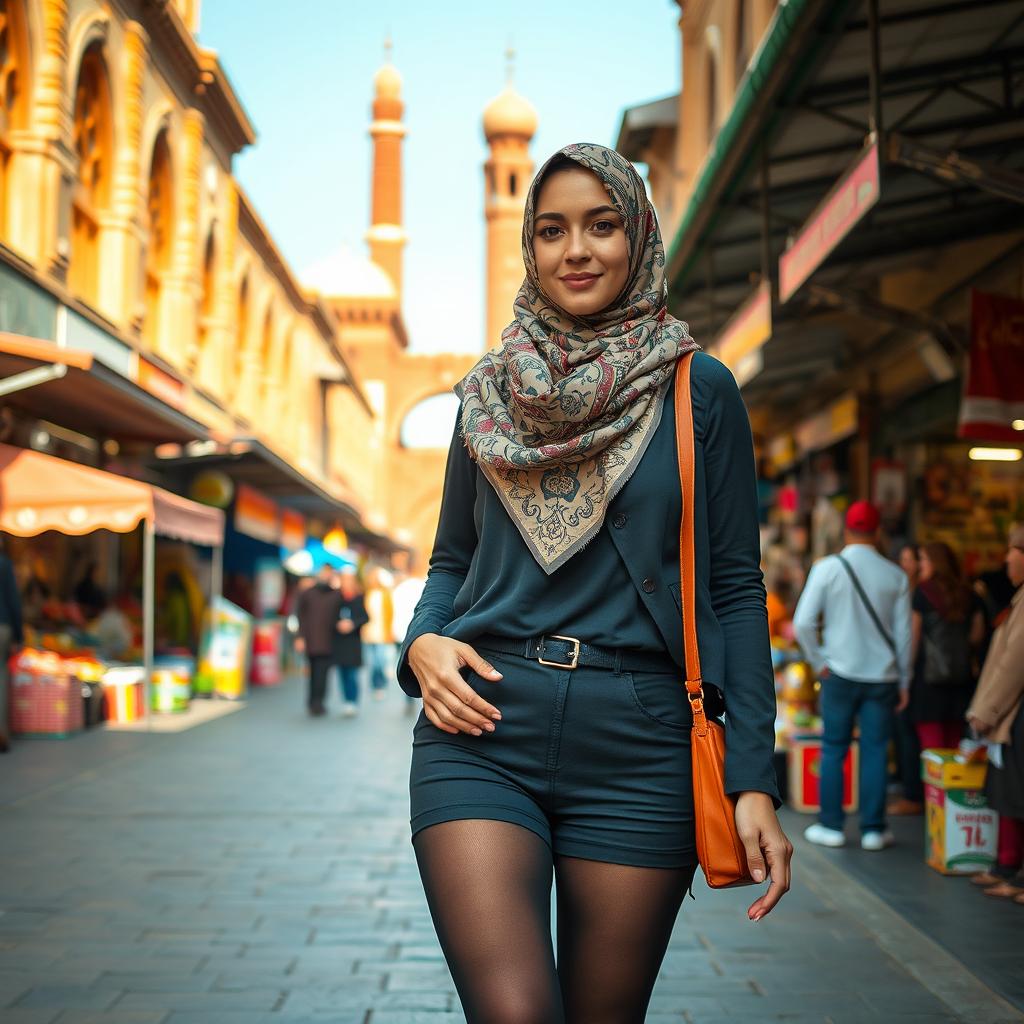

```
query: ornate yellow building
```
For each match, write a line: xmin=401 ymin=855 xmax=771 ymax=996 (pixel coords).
xmin=0 ymin=0 xmax=373 ymax=539
xmin=0 ymin=0 xmax=537 ymax=568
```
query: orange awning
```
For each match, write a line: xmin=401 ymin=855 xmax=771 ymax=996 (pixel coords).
xmin=0 ymin=443 xmax=223 ymax=546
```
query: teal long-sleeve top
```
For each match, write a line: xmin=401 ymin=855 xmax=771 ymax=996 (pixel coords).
xmin=397 ymin=352 xmax=780 ymax=805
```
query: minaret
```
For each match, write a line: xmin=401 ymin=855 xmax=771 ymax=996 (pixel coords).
xmin=367 ymin=38 xmax=406 ymax=298
xmin=482 ymin=49 xmax=536 ymax=350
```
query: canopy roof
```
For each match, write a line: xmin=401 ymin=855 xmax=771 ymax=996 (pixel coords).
xmin=664 ymin=0 xmax=1024 ymax=430
xmin=0 ymin=443 xmax=224 ymax=545
xmin=0 ymin=333 xmax=210 ymax=445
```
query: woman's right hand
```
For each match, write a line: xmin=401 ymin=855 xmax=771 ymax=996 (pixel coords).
xmin=408 ymin=633 xmax=503 ymax=736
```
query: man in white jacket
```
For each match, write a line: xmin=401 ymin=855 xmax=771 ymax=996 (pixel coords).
xmin=793 ymin=501 xmax=912 ymax=851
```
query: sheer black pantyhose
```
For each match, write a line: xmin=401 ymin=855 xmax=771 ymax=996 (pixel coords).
xmin=413 ymin=819 xmax=693 ymax=1024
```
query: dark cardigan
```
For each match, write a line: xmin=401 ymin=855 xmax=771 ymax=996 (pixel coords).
xmin=397 ymin=352 xmax=780 ymax=806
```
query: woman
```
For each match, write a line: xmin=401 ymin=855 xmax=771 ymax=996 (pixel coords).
xmin=396 ymin=144 xmax=791 ymax=1023
xmin=966 ymin=525 xmax=1024 ymax=902
xmin=333 ymin=566 xmax=369 ymax=718
xmin=889 ymin=543 xmax=924 ymax=815
xmin=910 ymin=542 xmax=985 ymax=750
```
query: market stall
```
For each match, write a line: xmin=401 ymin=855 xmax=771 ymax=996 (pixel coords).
xmin=0 ymin=443 xmax=224 ymax=726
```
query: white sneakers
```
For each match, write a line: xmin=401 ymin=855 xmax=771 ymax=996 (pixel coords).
xmin=860 ymin=830 xmax=895 ymax=851
xmin=804 ymin=823 xmax=847 ymax=847
xmin=341 ymin=703 xmax=359 ymax=718
xmin=804 ymin=823 xmax=896 ymax=851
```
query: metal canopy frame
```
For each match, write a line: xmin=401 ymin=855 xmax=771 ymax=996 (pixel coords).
xmin=665 ymin=0 xmax=1024 ymax=432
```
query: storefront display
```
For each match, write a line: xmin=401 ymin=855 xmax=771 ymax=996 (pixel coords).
xmin=102 ymin=666 xmax=145 ymax=723
xmin=9 ymin=649 xmax=84 ymax=738
xmin=195 ymin=597 xmax=252 ymax=700
xmin=250 ymin=618 xmax=285 ymax=687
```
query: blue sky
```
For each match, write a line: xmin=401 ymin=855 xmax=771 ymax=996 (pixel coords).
xmin=198 ymin=1 xmax=680 ymax=355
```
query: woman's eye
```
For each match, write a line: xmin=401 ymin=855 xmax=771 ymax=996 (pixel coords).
xmin=592 ymin=220 xmax=616 ymax=233
xmin=537 ymin=225 xmax=562 ymax=240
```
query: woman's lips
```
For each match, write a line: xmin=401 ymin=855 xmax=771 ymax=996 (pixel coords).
xmin=560 ymin=274 xmax=600 ymax=291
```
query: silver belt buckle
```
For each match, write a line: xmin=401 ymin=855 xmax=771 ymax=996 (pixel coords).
xmin=537 ymin=634 xmax=581 ymax=670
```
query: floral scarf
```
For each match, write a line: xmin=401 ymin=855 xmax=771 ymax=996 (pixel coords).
xmin=455 ymin=142 xmax=698 ymax=574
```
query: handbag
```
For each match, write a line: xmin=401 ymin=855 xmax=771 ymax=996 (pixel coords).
xmin=674 ymin=353 xmax=754 ymax=889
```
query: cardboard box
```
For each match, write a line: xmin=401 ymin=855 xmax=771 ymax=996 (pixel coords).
xmin=922 ymin=749 xmax=998 ymax=874
xmin=787 ymin=734 xmax=858 ymax=813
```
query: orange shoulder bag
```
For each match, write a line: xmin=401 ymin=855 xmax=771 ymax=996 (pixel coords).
xmin=674 ymin=353 xmax=754 ymax=889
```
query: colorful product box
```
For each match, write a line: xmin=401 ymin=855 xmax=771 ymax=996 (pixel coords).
xmin=922 ymin=749 xmax=998 ymax=875
xmin=787 ymin=734 xmax=858 ymax=813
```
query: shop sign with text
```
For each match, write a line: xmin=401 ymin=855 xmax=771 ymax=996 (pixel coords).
xmin=779 ymin=143 xmax=880 ymax=303
xmin=712 ymin=282 xmax=772 ymax=388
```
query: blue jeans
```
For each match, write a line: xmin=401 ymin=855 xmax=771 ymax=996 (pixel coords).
xmin=364 ymin=643 xmax=394 ymax=692
xmin=337 ymin=665 xmax=360 ymax=705
xmin=819 ymin=674 xmax=897 ymax=834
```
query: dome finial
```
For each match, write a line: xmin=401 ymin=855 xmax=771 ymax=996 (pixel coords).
xmin=384 ymin=33 xmax=393 ymax=63
xmin=505 ymin=42 xmax=515 ymax=86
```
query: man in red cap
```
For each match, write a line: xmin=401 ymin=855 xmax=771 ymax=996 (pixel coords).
xmin=793 ymin=500 xmax=912 ymax=851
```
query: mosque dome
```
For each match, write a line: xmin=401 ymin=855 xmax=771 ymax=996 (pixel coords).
xmin=301 ymin=245 xmax=396 ymax=300
xmin=374 ymin=61 xmax=402 ymax=100
xmin=483 ymin=85 xmax=538 ymax=141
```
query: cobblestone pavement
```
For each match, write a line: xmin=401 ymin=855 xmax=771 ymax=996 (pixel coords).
xmin=1 ymin=676 xmax=1021 ymax=1024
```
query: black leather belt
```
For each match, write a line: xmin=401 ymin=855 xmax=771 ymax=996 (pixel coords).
xmin=473 ymin=632 xmax=678 ymax=674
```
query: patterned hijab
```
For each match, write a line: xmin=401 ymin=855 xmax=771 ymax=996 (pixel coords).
xmin=455 ymin=142 xmax=698 ymax=574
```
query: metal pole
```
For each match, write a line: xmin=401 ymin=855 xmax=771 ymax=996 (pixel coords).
xmin=210 ymin=544 xmax=223 ymax=603
xmin=760 ymin=142 xmax=774 ymax=305
xmin=867 ymin=0 xmax=884 ymax=150
xmin=142 ymin=519 xmax=155 ymax=730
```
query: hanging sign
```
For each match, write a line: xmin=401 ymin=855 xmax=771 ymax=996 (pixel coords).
xmin=794 ymin=393 xmax=858 ymax=456
xmin=234 ymin=484 xmax=279 ymax=545
xmin=711 ymin=281 xmax=772 ymax=387
xmin=280 ymin=509 xmax=307 ymax=553
xmin=958 ymin=290 xmax=1024 ymax=443
xmin=779 ymin=142 xmax=880 ymax=303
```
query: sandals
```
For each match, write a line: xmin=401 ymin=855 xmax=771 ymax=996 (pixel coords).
xmin=982 ymin=881 xmax=1024 ymax=899
xmin=970 ymin=871 xmax=1004 ymax=887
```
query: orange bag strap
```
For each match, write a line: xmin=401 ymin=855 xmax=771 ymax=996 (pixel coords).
xmin=674 ymin=353 xmax=707 ymax=734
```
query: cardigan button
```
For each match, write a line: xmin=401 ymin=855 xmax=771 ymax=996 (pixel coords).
xmin=612 ymin=513 xmax=627 ymax=529
xmin=641 ymin=578 xmax=656 ymax=593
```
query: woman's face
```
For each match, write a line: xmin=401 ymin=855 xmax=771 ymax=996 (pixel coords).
xmin=918 ymin=548 xmax=933 ymax=581
xmin=899 ymin=546 xmax=919 ymax=579
xmin=532 ymin=166 xmax=630 ymax=318
xmin=1006 ymin=545 xmax=1024 ymax=588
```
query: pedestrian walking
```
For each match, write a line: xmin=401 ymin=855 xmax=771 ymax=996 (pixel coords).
xmin=392 ymin=570 xmax=427 ymax=717
xmin=910 ymin=542 xmax=986 ymax=752
xmin=965 ymin=525 xmax=1024 ymax=902
xmin=362 ymin=567 xmax=395 ymax=702
xmin=397 ymin=143 xmax=791 ymax=1023
xmin=793 ymin=500 xmax=912 ymax=851
xmin=333 ymin=566 xmax=369 ymax=718
xmin=889 ymin=542 xmax=924 ymax=815
xmin=294 ymin=564 xmax=342 ymax=717
xmin=0 ymin=538 xmax=23 ymax=753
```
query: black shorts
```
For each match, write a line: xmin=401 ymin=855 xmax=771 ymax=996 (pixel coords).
xmin=409 ymin=647 xmax=697 ymax=869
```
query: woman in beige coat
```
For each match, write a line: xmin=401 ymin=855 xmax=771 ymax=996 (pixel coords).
xmin=966 ymin=524 xmax=1024 ymax=901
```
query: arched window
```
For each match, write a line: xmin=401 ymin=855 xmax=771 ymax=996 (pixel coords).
xmin=196 ymin=229 xmax=216 ymax=370
xmin=735 ymin=0 xmax=749 ymax=83
xmin=69 ymin=44 xmax=113 ymax=304
xmin=400 ymin=393 xmax=461 ymax=449
xmin=143 ymin=129 xmax=173 ymax=347
xmin=0 ymin=0 xmax=29 ymax=240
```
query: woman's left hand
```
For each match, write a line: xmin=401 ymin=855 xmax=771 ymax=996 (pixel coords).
xmin=735 ymin=791 xmax=793 ymax=921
